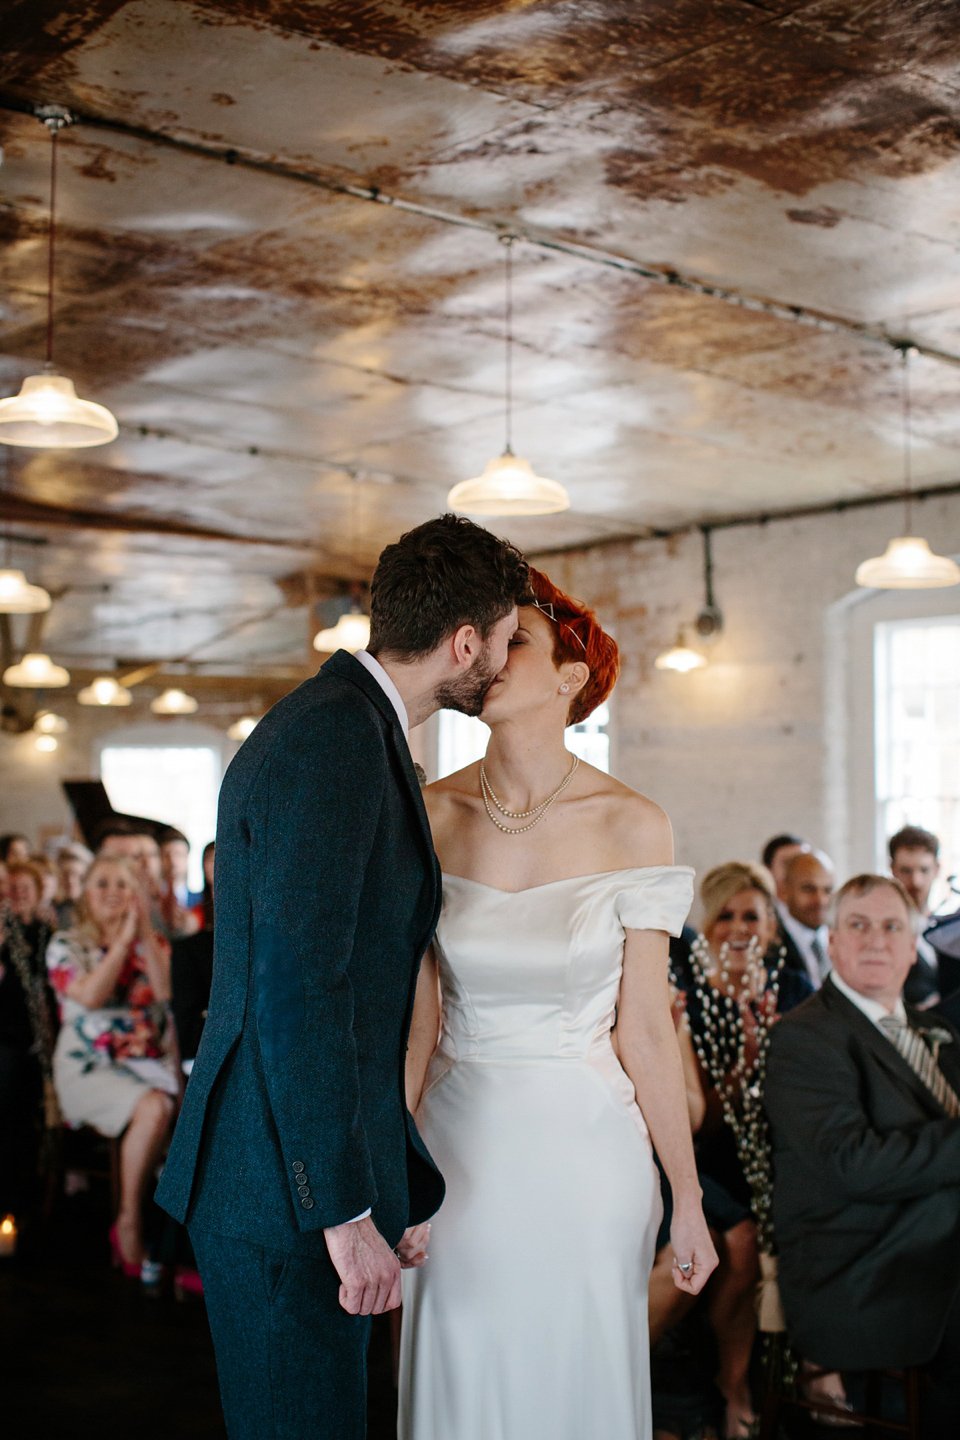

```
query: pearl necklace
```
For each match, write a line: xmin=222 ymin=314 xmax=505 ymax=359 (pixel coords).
xmin=479 ymin=754 xmax=579 ymax=835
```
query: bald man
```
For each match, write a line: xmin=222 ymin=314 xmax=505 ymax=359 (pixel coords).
xmin=777 ymin=851 xmax=835 ymax=989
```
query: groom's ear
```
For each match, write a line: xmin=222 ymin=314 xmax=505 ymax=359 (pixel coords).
xmin=450 ymin=623 xmax=479 ymax=668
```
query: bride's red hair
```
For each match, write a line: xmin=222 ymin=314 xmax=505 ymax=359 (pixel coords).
xmin=527 ymin=568 xmax=619 ymax=725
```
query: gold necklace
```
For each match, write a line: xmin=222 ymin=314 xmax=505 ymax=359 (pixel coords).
xmin=479 ymin=754 xmax=579 ymax=835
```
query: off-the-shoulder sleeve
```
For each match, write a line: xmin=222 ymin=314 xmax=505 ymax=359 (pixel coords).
xmin=615 ymin=865 xmax=695 ymax=936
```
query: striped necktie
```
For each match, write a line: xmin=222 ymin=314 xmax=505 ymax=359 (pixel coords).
xmin=877 ymin=1016 xmax=960 ymax=1118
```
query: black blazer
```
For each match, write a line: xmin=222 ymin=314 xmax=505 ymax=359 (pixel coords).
xmin=156 ymin=651 xmax=444 ymax=1253
xmin=170 ymin=928 xmax=214 ymax=1065
xmin=774 ymin=918 xmax=816 ymax=989
xmin=765 ymin=976 xmax=960 ymax=1369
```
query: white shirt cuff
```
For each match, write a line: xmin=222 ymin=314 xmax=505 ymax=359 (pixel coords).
xmin=346 ymin=1209 xmax=371 ymax=1223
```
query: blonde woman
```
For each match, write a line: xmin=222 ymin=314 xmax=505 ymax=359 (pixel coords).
xmin=47 ymin=856 xmax=176 ymax=1273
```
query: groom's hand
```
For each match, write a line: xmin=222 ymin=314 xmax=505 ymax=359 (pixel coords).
xmin=324 ymin=1216 xmax=402 ymax=1315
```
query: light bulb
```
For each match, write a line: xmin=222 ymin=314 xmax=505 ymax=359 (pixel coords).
xmin=35 ymin=734 xmax=58 ymax=752
xmin=151 ymin=687 xmax=198 ymax=715
xmin=34 ymin=711 xmax=67 ymax=734
xmin=0 ymin=374 xmax=118 ymax=448
xmin=654 ymin=632 xmax=707 ymax=673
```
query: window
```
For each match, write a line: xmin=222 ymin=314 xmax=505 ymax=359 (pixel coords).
xmin=436 ymin=704 xmax=610 ymax=781
xmin=875 ymin=618 xmax=960 ymax=897
xmin=100 ymin=746 xmax=221 ymax=891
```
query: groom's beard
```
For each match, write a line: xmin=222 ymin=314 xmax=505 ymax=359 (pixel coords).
xmin=433 ymin=648 xmax=499 ymax=718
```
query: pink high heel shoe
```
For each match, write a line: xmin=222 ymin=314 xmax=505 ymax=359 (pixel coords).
xmin=108 ymin=1223 xmax=140 ymax=1279
xmin=174 ymin=1265 xmax=204 ymax=1301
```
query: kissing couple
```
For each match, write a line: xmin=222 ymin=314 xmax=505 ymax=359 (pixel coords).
xmin=158 ymin=514 xmax=717 ymax=1440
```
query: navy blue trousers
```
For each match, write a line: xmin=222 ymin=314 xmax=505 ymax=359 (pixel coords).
xmin=191 ymin=1227 xmax=371 ymax=1440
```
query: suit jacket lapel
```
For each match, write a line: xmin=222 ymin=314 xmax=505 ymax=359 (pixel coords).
xmin=821 ymin=977 xmax=948 ymax=1118
xmin=323 ymin=650 xmax=440 ymax=909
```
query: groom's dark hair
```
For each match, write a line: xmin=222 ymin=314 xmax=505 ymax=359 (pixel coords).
xmin=369 ymin=514 xmax=532 ymax=661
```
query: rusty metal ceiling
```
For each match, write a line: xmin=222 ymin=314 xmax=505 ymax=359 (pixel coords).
xmin=3 ymin=1 xmax=960 ymax=675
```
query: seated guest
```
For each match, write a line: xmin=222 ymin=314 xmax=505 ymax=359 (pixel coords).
xmin=159 ymin=827 xmax=202 ymax=912
xmin=765 ymin=874 xmax=960 ymax=1438
xmin=890 ymin=824 xmax=943 ymax=1007
xmin=761 ymin=833 xmax=810 ymax=903
xmin=53 ymin=843 xmax=92 ymax=930
xmin=670 ymin=862 xmax=812 ymax=1438
xmin=171 ymin=840 xmax=215 ymax=1075
xmin=0 ymin=861 xmax=55 ymax=1221
xmin=98 ymin=820 xmax=196 ymax=940
xmin=0 ymin=833 xmax=30 ymax=866
xmin=46 ymin=856 xmax=177 ymax=1275
xmin=776 ymin=850 xmax=834 ymax=989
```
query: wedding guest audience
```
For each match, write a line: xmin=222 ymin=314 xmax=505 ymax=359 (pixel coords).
xmin=776 ymin=850 xmax=834 ymax=989
xmin=765 ymin=874 xmax=960 ymax=1439
xmin=30 ymin=852 xmax=58 ymax=926
xmin=889 ymin=825 xmax=942 ymax=1007
xmin=669 ymin=862 xmax=812 ymax=1439
xmin=761 ymin=833 xmax=810 ymax=900
xmin=0 ymin=861 xmax=55 ymax=1221
xmin=0 ymin=833 xmax=30 ymax=865
xmin=53 ymin=842 xmax=93 ymax=930
xmin=46 ymin=855 xmax=176 ymax=1276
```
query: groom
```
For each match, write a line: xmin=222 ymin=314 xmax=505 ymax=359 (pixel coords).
xmin=157 ymin=515 xmax=530 ymax=1439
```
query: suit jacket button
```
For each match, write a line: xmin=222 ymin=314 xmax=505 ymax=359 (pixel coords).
xmin=297 ymin=1185 xmax=311 ymax=1197
xmin=301 ymin=1197 xmax=314 ymax=1209
xmin=295 ymin=1175 xmax=309 ymax=1187
xmin=292 ymin=1162 xmax=305 ymax=1174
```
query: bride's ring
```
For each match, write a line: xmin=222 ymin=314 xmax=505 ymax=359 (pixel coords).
xmin=674 ymin=1259 xmax=693 ymax=1274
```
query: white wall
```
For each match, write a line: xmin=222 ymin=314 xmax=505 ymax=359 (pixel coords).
xmin=535 ymin=492 xmax=960 ymax=889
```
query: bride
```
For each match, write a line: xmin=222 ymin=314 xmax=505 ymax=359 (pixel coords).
xmin=398 ymin=568 xmax=717 ymax=1440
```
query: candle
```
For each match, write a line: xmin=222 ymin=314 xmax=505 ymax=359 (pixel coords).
xmin=0 ymin=1215 xmax=16 ymax=1257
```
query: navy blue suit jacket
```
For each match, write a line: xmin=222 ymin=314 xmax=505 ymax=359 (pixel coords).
xmin=157 ymin=651 xmax=444 ymax=1253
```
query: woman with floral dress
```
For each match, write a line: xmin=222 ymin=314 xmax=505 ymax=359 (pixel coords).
xmin=47 ymin=855 xmax=176 ymax=1273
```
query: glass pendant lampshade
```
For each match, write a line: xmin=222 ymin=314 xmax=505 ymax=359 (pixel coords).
xmin=228 ymin=715 xmax=259 ymax=741
xmin=151 ymin=687 xmax=198 ymax=715
xmin=855 ymin=535 xmax=960 ymax=589
xmin=34 ymin=711 xmax=68 ymax=734
xmin=3 ymin=652 xmax=70 ymax=687
xmin=35 ymin=734 xmax=58 ymax=752
xmin=448 ymin=450 xmax=570 ymax=517
xmin=78 ymin=675 xmax=133 ymax=706
xmin=654 ymin=630 xmax=707 ymax=673
xmin=0 ymin=374 xmax=118 ymax=449
xmin=313 ymin=609 xmax=371 ymax=654
xmin=0 ymin=569 xmax=51 ymax=613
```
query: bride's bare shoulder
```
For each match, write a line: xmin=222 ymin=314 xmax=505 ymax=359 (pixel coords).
xmin=582 ymin=764 xmax=674 ymax=866
xmin=423 ymin=763 xmax=480 ymax=820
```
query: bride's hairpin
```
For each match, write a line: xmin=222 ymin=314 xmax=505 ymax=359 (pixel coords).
xmin=531 ymin=597 xmax=588 ymax=652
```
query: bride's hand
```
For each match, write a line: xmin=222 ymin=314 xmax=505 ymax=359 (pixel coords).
xmin=396 ymin=1222 xmax=431 ymax=1269
xmin=669 ymin=1209 xmax=719 ymax=1296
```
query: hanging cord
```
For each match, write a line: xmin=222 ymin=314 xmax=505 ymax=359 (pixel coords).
xmin=500 ymin=234 xmax=514 ymax=454
xmin=46 ymin=121 xmax=58 ymax=366
xmin=901 ymin=344 xmax=915 ymax=536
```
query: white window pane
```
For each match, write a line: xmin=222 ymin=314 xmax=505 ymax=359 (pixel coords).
xmin=436 ymin=705 xmax=611 ymax=780
xmin=100 ymin=746 xmax=220 ymax=892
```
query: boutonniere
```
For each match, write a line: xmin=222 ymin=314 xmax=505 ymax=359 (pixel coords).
xmin=920 ymin=1025 xmax=954 ymax=1063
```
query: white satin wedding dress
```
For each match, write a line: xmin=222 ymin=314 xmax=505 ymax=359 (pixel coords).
xmin=398 ymin=865 xmax=694 ymax=1440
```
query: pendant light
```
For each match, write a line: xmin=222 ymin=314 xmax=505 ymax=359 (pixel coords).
xmin=0 ymin=569 xmax=51 ymax=613
xmin=0 ymin=107 xmax=117 ymax=449
xmin=3 ymin=652 xmax=70 ymax=687
xmin=654 ymin=628 xmax=707 ymax=673
xmin=313 ymin=600 xmax=371 ymax=654
xmin=35 ymin=734 xmax=59 ymax=752
xmin=448 ymin=237 xmax=569 ymax=517
xmin=228 ymin=715 xmax=259 ymax=741
xmin=34 ymin=711 xmax=68 ymax=734
xmin=151 ymin=687 xmax=198 ymax=715
xmin=78 ymin=675 xmax=133 ymax=706
xmin=856 ymin=346 xmax=960 ymax=589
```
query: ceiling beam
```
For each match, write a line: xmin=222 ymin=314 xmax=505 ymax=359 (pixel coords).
xmin=0 ymin=488 xmax=312 ymax=547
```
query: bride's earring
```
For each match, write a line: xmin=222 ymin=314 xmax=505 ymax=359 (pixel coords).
xmin=560 ymin=684 xmax=569 ymax=693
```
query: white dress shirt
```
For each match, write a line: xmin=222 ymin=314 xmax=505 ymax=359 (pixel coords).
xmin=353 ymin=649 xmax=409 ymax=738
xmin=776 ymin=900 xmax=831 ymax=989
xmin=829 ymin=969 xmax=908 ymax=1030
xmin=342 ymin=648 xmax=410 ymax=1226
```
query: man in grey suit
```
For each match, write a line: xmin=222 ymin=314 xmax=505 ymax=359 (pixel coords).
xmin=157 ymin=515 xmax=530 ymax=1439
xmin=765 ymin=874 xmax=960 ymax=1437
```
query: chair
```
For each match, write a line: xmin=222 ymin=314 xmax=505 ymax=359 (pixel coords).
xmin=44 ymin=1124 xmax=122 ymax=1219
xmin=759 ymin=1364 xmax=922 ymax=1439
